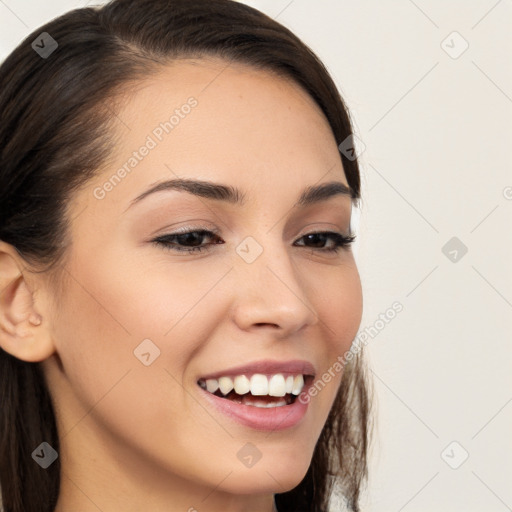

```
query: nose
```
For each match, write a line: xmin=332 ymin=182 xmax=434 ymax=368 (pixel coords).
xmin=230 ymin=237 xmax=319 ymax=337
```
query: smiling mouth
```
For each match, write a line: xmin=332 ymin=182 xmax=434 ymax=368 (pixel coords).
xmin=197 ymin=373 xmax=312 ymax=408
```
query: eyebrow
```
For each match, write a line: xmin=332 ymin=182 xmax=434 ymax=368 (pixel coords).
xmin=126 ymin=178 xmax=355 ymax=211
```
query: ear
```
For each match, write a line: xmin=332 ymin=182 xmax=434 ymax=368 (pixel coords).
xmin=0 ymin=241 xmax=56 ymax=362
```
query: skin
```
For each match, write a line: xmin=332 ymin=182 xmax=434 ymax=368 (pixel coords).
xmin=0 ymin=58 xmax=362 ymax=511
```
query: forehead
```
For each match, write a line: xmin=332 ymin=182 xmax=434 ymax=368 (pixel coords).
xmin=111 ymin=57 xmax=338 ymax=165
xmin=75 ymin=57 xmax=348 ymax=222
xmin=119 ymin=57 xmax=323 ymax=117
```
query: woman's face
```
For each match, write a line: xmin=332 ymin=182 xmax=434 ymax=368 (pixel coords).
xmin=42 ymin=58 xmax=363 ymax=509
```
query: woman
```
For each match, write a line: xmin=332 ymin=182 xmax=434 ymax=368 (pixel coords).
xmin=0 ymin=1 xmax=372 ymax=510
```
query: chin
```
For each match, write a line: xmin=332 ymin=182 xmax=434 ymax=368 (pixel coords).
xmin=219 ymin=454 xmax=312 ymax=495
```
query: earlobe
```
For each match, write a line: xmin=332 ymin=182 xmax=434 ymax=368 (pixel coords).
xmin=0 ymin=242 xmax=55 ymax=362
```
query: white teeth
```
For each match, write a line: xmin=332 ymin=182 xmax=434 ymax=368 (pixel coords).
xmin=291 ymin=375 xmax=304 ymax=395
xmin=250 ymin=374 xmax=269 ymax=396
xmin=206 ymin=379 xmax=219 ymax=393
xmin=218 ymin=376 xmax=234 ymax=395
xmin=268 ymin=374 xmax=286 ymax=397
xmin=234 ymin=375 xmax=250 ymax=395
xmin=242 ymin=396 xmax=288 ymax=408
xmin=201 ymin=373 xmax=307 ymax=397
xmin=285 ymin=375 xmax=294 ymax=394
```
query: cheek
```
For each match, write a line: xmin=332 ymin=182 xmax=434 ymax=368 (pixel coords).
xmin=306 ymin=263 xmax=362 ymax=409
xmin=86 ymin=244 xmax=231 ymax=339
xmin=51 ymin=250 xmax=228 ymax=402
xmin=311 ymin=262 xmax=363 ymax=353
xmin=50 ymin=256 xmax=207 ymax=460
xmin=49 ymin=265 xmax=137 ymax=416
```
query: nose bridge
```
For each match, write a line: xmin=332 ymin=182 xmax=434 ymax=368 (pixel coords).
xmin=231 ymin=232 xmax=318 ymax=332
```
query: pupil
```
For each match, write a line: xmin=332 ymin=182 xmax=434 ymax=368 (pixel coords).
xmin=179 ymin=233 xmax=202 ymax=246
xmin=306 ymin=233 xmax=323 ymax=247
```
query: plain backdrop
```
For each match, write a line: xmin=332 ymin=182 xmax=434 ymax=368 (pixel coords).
xmin=1 ymin=1 xmax=511 ymax=511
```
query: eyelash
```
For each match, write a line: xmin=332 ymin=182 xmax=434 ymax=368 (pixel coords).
xmin=152 ymin=228 xmax=356 ymax=254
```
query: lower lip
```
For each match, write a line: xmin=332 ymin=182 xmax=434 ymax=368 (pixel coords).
xmin=197 ymin=385 xmax=311 ymax=431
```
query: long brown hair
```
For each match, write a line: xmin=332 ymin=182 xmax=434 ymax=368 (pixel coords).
xmin=0 ymin=1 xmax=372 ymax=510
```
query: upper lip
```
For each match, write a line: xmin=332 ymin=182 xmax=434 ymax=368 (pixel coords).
xmin=198 ymin=359 xmax=316 ymax=380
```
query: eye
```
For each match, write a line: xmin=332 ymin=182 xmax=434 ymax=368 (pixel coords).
xmin=152 ymin=228 xmax=223 ymax=253
xmin=151 ymin=229 xmax=355 ymax=254
xmin=294 ymin=231 xmax=356 ymax=253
